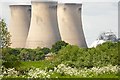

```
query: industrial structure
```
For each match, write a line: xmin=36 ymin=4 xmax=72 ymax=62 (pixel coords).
xmin=8 ymin=4 xmax=31 ymax=48
xmin=57 ymin=3 xmax=87 ymax=47
xmin=90 ymin=31 xmax=118 ymax=48
xmin=8 ymin=1 xmax=87 ymax=48
xmin=26 ymin=1 xmax=61 ymax=48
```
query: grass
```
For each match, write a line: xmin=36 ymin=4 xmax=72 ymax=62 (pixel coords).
xmin=2 ymin=74 xmax=119 ymax=79
xmin=93 ymin=74 xmax=119 ymax=78
xmin=50 ymin=74 xmax=119 ymax=78
xmin=18 ymin=60 xmax=54 ymax=70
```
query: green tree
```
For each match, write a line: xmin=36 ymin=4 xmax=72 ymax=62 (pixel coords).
xmin=0 ymin=19 xmax=11 ymax=48
xmin=54 ymin=42 xmax=119 ymax=68
xmin=51 ymin=41 xmax=68 ymax=53
xmin=41 ymin=47 xmax=50 ymax=54
xmin=19 ymin=49 xmax=30 ymax=61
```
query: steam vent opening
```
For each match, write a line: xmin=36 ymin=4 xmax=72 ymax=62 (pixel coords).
xmin=25 ymin=1 xmax=61 ymax=49
xmin=57 ymin=3 xmax=87 ymax=47
xmin=8 ymin=5 xmax=31 ymax=48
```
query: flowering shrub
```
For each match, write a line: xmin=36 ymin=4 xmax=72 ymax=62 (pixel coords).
xmin=1 ymin=66 xmax=19 ymax=78
xmin=54 ymin=64 xmax=119 ymax=77
xmin=0 ymin=64 xmax=119 ymax=78
xmin=27 ymin=67 xmax=51 ymax=78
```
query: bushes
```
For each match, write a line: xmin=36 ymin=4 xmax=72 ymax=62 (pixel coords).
xmin=54 ymin=42 xmax=119 ymax=68
xmin=1 ymin=63 xmax=119 ymax=78
xmin=1 ymin=41 xmax=119 ymax=78
xmin=54 ymin=45 xmax=91 ymax=68
xmin=51 ymin=41 xmax=68 ymax=53
xmin=2 ymin=47 xmax=50 ymax=62
xmin=1 ymin=41 xmax=119 ymax=69
xmin=1 ymin=41 xmax=68 ymax=62
xmin=2 ymin=61 xmax=21 ymax=68
xmin=41 ymin=47 xmax=50 ymax=54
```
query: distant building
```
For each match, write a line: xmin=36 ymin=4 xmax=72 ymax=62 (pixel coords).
xmin=118 ymin=38 xmax=120 ymax=41
xmin=98 ymin=31 xmax=117 ymax=42
xmin=90 ymin=31 xmax=118 ymax=48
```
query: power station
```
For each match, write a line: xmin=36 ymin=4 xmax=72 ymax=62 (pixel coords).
xmin=57 ymin=3 xmax=87 ymax=47
xmin=8 ymin=0 xmax=87 ymax=48
xmin=8 ymin=4 xmax=31 ymax=48
xmin=26 ymin=1 xmax=61 ymax=48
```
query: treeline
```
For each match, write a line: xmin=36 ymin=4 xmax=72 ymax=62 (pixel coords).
xmin=55 ymin=41 xmax=119 ymax=68
xmin=1 ymin=41 xmax=68 ymax=62
xmin=1 ymin=41 xmax=119 ymax=68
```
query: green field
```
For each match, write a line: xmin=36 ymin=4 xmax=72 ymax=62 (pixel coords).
xmin=17 ymin=61 xmax=119 ymax=78
xmin=20 ymin=61 xmax=53 ymax=69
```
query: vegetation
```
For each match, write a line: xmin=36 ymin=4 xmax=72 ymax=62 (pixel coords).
xmin=54 ymin=42 xmax=119 ymax=68
xmin=0 ymin=19 xmax=11 ymax=48
xmin=1 ymin=41 xmax=68 ymax=68
xmin=1 ymin=41 xmax=119 ymax=78
xmin=0 ymin=19 xmax=119 ymax=78
xmin=51 ymin=41 xmax=68 ymax=53
xmin=1 ymin=41 xmax=119 ymax=66
xmin=0 ymin=19 xmax=8 ymax=68
xmin=1 ymin=63 xmax=119 ymax=78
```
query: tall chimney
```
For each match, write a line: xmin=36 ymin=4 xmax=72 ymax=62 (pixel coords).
xmin=26 ymin=1 xmax=61 ymax=48
xmin=8 ymin=5 xmax=31 ymax=48
xmin=57 ymin=3 xmax=87 ymax=47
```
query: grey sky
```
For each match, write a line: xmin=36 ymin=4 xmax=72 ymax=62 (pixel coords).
xmin=82 ymin=2 xmax=118 ymax=46
xmin=0 ymin=0 xmax=119 ymax=47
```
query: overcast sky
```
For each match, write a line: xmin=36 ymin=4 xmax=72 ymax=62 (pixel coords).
xmin=0 ymin=0 xmax=119 ymax=47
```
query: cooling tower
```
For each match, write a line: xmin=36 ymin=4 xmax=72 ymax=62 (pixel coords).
xmin=26 ymin=1 xmax=61 ymax=48
xmin=57 ymin=3 xmax=87 ymax=47
xmin=8 ymin=5 xmax=31 ymax=48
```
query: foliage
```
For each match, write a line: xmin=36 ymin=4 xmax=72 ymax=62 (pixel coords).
xmin=54 ymin=42 xmax=119 ymax=68
xmin=2 ymin=48 xmax=21 ymax=68
xmin=0 ymin=64 xmax=119 ymax=78
xmin=2 ymin=61 xmax=21 ymax=68
xmin=41 ymin=47 xmax=50 ymax=54
xmin=0 ymin=41 xmax=119 ymax=78
xmin=54 ymin=64 xmax=119 ymax=77
xmin=1 ymin=41 xmax=69 ymax=68
xmin=1 ymin=41 xmax=119 ymax=71
xmin=2 ymin=48 xmax=49 ymax=62
xmin=51 ymin=41 xmax=68 ymax=53
xmin=0 ymin=19 xmax=11 ymax=48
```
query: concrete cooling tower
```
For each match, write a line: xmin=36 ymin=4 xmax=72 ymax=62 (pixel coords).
xmin=26 ymin=1 xmax=61 ymax=48
xmin=57 ymin=3 xmax=87 ymax=47
xmin=8 ymin=5 xmax=31 ymax=48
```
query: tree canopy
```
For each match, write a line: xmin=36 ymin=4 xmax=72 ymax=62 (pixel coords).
xmin=0 ymin=19 xmax=11 ymax=48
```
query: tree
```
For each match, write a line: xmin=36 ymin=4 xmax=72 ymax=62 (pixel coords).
xmin=41 ymin=47 xmax=50 ymax=54
xmin=51 ymin=41 xmax=68 ymax=53
xmin=0 ymin=19 xmax=11 ymax=48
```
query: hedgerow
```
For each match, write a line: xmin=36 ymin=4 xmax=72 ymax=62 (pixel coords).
xmin=54 ymin=42 xmax=119 ymax=68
